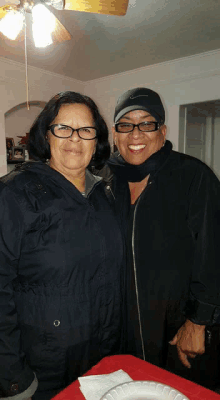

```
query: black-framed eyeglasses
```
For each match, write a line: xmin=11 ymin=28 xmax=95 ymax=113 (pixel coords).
xmin=48 ymin=124 xmax=97 ymax=140
xmin=115 ymin=121 xmax=160 ymax=133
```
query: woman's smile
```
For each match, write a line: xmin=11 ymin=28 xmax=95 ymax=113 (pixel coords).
xmin=128 ymin=144 xmax=146 ymax=153
xmin=63 ymin=147 xmax=82 ymax=155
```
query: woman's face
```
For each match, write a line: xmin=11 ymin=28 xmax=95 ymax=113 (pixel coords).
xmin=113 ymin=109 xmax=166 ymax=165
xmin=48 ymin=103 xmax=96 ymax=177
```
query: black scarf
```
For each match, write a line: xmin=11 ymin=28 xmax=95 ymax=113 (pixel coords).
xmin=107 ymin=140 xmax=173 ymax=182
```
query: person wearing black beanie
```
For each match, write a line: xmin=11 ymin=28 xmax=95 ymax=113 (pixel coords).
xmin=102 ymin=87 xmax=220 ymax=391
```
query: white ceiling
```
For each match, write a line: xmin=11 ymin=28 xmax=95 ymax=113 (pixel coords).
xmin=0 ymin=0 xmax=220 ymax=81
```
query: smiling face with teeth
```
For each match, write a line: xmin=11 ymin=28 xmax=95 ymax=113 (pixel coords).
xmin=113 ymin=109 xmax=167 ymax=165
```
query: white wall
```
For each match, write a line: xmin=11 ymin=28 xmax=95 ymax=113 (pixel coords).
xmin=84 ymin=49 xmax=220 ymax=151
xmin=5 ymin=106 xmax=45 ymax=146
xmin=213 ymin=117 xmax=220 ymax=180
xmin=0 ymin=57 xmax=84 ymax=176
xmin=1 ymin=49 xmax=220 ymax=176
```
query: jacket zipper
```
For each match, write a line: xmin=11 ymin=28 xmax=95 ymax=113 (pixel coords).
xmin=106 ymin=184 xmax=115 ymax=200
xmin=132 ymin=181 xmax=152 ymax=361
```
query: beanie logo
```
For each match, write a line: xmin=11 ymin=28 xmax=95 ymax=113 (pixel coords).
xmin=130 ymin=95 xmax=149 ymax=99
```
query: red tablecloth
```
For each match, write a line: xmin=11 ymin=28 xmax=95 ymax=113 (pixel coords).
xmin=52 ymin=355 xmax=220 ymax=400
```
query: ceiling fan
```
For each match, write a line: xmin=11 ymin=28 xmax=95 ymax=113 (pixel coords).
xmin=0 ymin=0 xmax=129 ymax=47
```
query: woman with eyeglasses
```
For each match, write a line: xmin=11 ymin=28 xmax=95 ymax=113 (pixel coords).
xmin=0 ymin=92 xmax=124 ymax=400
xmin=99 ymin=87 xmax=220 ymax=390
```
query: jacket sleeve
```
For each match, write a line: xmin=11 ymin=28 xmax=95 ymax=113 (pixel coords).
xmin=182 ymin=166 xmax=220 ymax=325
xmin=0 ymin=183 xmax=37 ymax=398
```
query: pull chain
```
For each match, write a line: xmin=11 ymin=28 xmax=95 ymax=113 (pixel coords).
xmin=24 ymin=11 xmax=30 ymax=110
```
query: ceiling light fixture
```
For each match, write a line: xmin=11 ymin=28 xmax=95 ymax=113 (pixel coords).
xmin=0 ymin=0 xmax=72 ymax=110
xmin=0 ymin=0 xmax=128 ymax=109
xmin=0 ymin=8 xmax=24 ymax=40
xmin=0 ymin=2 xmax=59 ymax=48
xmin=32 ymin=4 xmax=56 ymax=48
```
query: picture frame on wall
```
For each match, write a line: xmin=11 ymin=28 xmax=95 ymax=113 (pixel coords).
xmin=6 ymin=137 xmax=15 ymax=161
xmin=12 ymin=146 xmax=25 ymax=162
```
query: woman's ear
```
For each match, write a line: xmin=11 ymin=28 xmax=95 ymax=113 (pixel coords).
xmin=112 ymin=125 xmax=117 ymax=146
xmin=160 ymin=124 xmax=167 ymax=143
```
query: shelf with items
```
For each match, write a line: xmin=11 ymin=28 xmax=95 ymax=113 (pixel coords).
xmin=6 ymin=133 xmax=30 ymax=164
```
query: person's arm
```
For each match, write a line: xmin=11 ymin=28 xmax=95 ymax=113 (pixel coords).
xmin=1 ymin=376 xmax=38 ymax=400
xmin=0 ymin=183 xmax=37 ymax=398
xmin=171 ymin=165 xmax=220 ymax=367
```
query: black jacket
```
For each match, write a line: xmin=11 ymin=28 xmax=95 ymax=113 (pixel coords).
xmin=104 ymin=143 xmax=220 ymax=369
xmin=0 ymin=162 xmax=124 ymax=399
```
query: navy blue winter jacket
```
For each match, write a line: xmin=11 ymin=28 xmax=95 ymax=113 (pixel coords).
xmin=0 ymin=161 xmax=124 ymax=399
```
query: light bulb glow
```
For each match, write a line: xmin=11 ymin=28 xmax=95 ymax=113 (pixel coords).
xmin=0 ymin=10 xmax=24 ymax=40
xmin=32 ymin=4 xmax=56 ymax=48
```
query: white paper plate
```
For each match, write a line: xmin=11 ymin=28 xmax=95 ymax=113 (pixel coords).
xmin=100 ymin=381 xmax=190 ymax=400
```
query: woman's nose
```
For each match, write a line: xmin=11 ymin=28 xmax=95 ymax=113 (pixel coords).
xmin=130 ymin=125 xmax=143 ymax=138
xmin=69 ymin=130 xmax=81 ymax=142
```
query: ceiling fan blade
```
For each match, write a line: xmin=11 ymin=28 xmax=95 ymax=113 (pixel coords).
xmin=64 ymin=0 xmax=129 ymax=16
xmin=0 ymin=6 xmax=8 ymax=19
xmin=0 ymin=4 xmax=18 ymax=19
xmin=52 ymin=14 xmax=71 ymax=43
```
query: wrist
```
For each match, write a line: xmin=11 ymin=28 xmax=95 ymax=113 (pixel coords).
xmin=186 ymin=319 xmax=205 ymax=331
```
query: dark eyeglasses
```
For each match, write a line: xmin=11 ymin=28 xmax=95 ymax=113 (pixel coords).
xmin=115 ymin=121 xmax=160 ymax=133
xmin=48 ymin=124 xmax=97 ymax=140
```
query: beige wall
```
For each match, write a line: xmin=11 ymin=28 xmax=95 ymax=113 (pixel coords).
xmin=5 ymin=106 xmax=45 ymax=147
xmin=0 ymin=57 xmax=84 ymax=176
xmin=213 ymin=117 xmax=220 ymax=180
xmin=1 ymin=49 xmax=220 ymax=176
xmin=84 ymin=50 xmax=220 ymax=151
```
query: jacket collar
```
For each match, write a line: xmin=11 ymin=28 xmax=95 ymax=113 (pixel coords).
xmin=85 ymin=169 xmax=102 ymax=197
